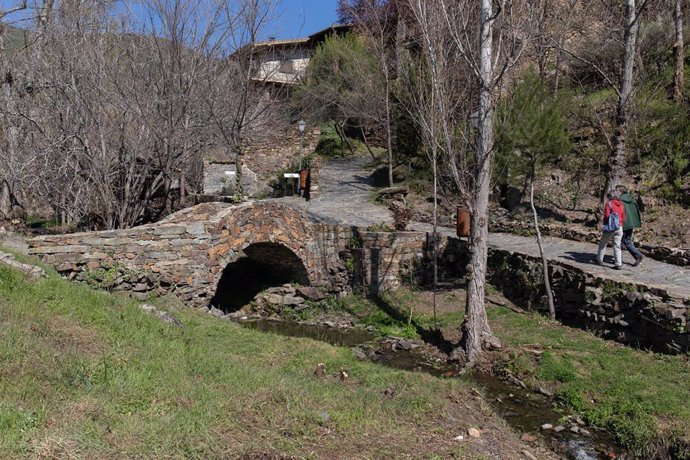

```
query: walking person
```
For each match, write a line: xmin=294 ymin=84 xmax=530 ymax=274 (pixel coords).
xmin=616 ymin=185 xmax=645 ymax=266
xmin=596 ymin=190 xmax=626 ymax=270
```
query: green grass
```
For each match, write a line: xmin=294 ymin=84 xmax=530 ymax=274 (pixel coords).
xmin=319 ymin=288 xmax=690 ymax=456
xmin=488 ymin=306 xmax=690 ymax=457
xmin=0 ymin=264 xmax=479 ymax=459
xmin=4 ymin=257 xmax=688 ymax=457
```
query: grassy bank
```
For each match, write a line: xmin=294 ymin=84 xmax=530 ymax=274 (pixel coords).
xmin=489 ymin=306 xmax=690 ymax=458
xmin=0 ymin=262 xmax=546 ymax=459
xmin=330 ymin=288 xmax=690 ymax=457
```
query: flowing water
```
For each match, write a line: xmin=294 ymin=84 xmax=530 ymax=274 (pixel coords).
xmin=238 ymin=318 xmax=627 ymax=460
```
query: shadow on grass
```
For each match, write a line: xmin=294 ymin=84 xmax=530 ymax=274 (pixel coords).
xmin=369 ymin=294 xmax=455 ymax=355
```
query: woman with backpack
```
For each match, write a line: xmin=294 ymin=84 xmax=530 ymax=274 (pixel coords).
xmin=596 ymin=190 xmax=626 ymax=270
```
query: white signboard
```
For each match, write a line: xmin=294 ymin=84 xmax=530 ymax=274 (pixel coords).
xmin=283 ymin=173 xmax=300 ymax=178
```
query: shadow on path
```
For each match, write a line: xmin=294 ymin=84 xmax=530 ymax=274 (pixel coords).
xmin=561 ymin=251 xmax=597 ymax=264
xmin=561 ymin=251 xmax=637 ymax=267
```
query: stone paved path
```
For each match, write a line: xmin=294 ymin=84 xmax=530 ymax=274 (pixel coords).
xmin=278 ymin=156 xmax=690 ymax=301
xmin=277 ymin=155 xmax=393 ymax=226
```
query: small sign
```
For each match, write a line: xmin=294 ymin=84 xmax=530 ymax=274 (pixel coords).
xmin=283 ymin=173 xmax=299 ymax=178
xmin=224 ymin=170 xmax=236 ymax=176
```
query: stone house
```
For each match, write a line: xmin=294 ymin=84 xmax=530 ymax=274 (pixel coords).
xmin=201 ymin=25 xmax=352 ymax=198
xmin=240 ymin=23 xmax=353 ymax=90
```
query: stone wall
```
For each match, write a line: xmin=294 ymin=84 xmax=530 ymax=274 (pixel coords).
xmin=438 ymin=238 xmax=690 ymax=354
xmin=244 ymin=128 xmax=321 ymax=185
xmin=347 ymin=230 xmax=431 ymax=295
xmin=202 ymin=162 xmax=262 ymax=197
xmin=29 ymin=202 xmax=352 ymax=306
xmin=27 ymin=201 xmax=428 ymax=307
xmin=200 ymin=128 xmax=321 ymax=199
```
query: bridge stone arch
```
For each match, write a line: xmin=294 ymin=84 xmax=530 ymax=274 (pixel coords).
xmin=206 ymin=201 xmax=331 ymax=290
xmin=242 ymin=242 xmax=310 ymax=284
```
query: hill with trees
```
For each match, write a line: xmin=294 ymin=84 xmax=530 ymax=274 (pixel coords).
xmin=297 ymin=0 xmax=689 ymax=245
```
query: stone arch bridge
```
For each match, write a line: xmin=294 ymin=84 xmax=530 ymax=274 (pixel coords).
xmin=28 ymin=201 xmax=428 ymax=307
xmin=28 ymin=200 xmax=690 ymax=353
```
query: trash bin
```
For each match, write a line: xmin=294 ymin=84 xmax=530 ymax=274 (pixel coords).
xmin=456 ymin=208 xmax=471 ymax=238
xmin=299 ymin=169 xmax=310 ymax=191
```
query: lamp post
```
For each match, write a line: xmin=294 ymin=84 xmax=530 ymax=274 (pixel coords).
xmin=298 ymin=119 xmax=306 ymax=170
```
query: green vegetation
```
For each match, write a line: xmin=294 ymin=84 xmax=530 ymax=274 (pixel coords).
xmin=312 ymin=288 xmax=690 ymax=456
xmin=293 ymin=33 xmax=385 ymax=158
xmin=0 ymin=263 xmax=479 ymax=459
xmin=488 ymin=306 xmax=690 ymax=457
xmin=496 ymin=68 xmax=571 ymax=189
xmin=2 ymin=253 xmax=688 ymax=456
xmin=365 ymin=221 xmax=395 ymax=232
xmin=312 ymin=123 xmax=382 ymax=158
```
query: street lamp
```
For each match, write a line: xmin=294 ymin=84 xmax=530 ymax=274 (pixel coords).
xmin=298 ymin=119 xmax=306 ymax=170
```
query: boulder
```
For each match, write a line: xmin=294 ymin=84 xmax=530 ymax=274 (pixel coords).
xmin=296 ymin=286 xmax=326 ymax=301
xmin=283 ymin=294 xmax=305 ymax=306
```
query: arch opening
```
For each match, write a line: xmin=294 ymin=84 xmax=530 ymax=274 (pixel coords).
xmin=210 ymin=242 xmax=310 ymax=313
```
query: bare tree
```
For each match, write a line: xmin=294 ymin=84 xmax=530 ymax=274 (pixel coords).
xmin=0 ymin=1 xmax=28 ymax=219
xmin=398 ymin=1 xmax=473 ymax=334
xmin=0 ymin=0 xmax=280 ymax=229
xmin=338 ymin=0 xmax=398 ymax=186
xmin=530 ymin=182 xmax=555 ymax=319
xmin=215 ymin=0 xmax=279 ymax=197
xmin=404 ymin=0 xmax=528 ymax=362
xmin=673 ymin=0 xmax=684 ymax=104
xmin=607 ymin=0 xmax=649 ymax=193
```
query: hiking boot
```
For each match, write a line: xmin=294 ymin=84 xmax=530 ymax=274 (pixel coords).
xmin=633 ymin=254 xmax=645 ymax=267
xmin=594 ymin=258 xmax=604 ymax=266
xmin=613 ymin=265 xmax=622 ymax=270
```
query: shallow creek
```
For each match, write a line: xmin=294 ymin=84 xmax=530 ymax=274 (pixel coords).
xmin=240 ymin=318 xmax=627 ymax=460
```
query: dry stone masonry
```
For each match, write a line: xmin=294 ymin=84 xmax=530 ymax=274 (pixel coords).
xmin=28 ymin=201 xmax=426 ymax=307
xmin=438 ymin=238 xmax=690 ymax=354
xmin=28 ymin=199 xmax=689 ymax=354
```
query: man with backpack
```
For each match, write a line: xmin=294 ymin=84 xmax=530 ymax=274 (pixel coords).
xmin=616 ymin=185 xmax=645 ymax=266
xmin=596 ymin=190 xmax=626 ymax=270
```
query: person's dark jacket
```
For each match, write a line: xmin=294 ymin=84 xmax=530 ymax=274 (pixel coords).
xmin=619 ymin=193 xmax=642 ymax=230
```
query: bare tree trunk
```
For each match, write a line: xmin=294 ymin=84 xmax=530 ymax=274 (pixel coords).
xmin=334 ymin=121 xmax=355 ymax=154
xmin=0 ymin=24 xmax=20 ymax=218
xmin=0 ymin=180 xmax=9 ymax=218
xmin=674 ymin=0 xmax=684 ymax=105
xmin=432 ymin=145 xmax=439 ymax=330
xmin=360 ymin=125 xmax=377 ymax=160
xmin=530 ymin=181 xmax=555 ymax=319
xmin=385 ymin=78 xmax=394 ymax=187
xmin=553 ymin=47 xmax=562 ymax=97
xmin=607 ymin=0 xmax=640 ymax=193
xmin=37 ymin=0 xmax=55 ymax=34
xmin=454 ymin=0 xmax=497 ymax=364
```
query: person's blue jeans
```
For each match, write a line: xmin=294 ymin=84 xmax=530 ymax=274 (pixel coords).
xmin=623 ymin=229 xmax=642 ymax=259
